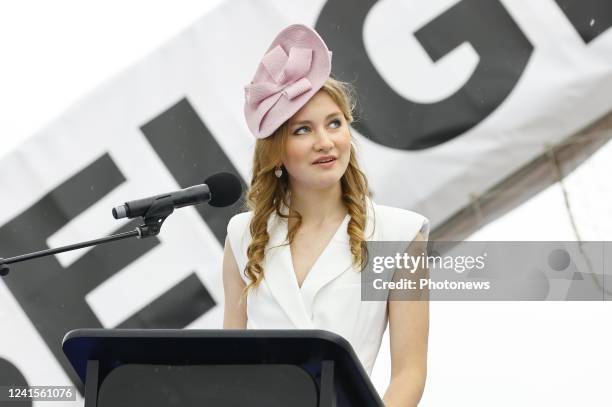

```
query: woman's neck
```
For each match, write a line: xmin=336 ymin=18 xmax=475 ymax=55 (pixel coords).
xmin=288 ymin=183 xmax=346 ymax=227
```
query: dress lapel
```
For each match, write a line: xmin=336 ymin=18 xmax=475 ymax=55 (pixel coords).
xmin=262 ymin=197 xmax=376 ymax=328
xmin=299 ymin=197 xmax=376 ymax=315
xmin=299 ymin=214 xmax=353 ymax=313
xmin=263 ymin=211 xmax=314 ymax=328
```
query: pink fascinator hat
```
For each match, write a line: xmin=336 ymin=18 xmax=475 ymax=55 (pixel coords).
xmin=244 ymin=24 xmax=332 ymax=139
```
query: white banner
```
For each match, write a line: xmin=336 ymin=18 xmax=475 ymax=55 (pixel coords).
xmin=0 ymin=0 xmax=610 ymax=404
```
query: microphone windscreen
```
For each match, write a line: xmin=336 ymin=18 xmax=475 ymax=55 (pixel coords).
xmin=205 ymin=172 xmax=243 ymax=207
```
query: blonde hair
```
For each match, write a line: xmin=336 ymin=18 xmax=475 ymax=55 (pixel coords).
xmin=241 ymin=78 xmax=370 ymax=300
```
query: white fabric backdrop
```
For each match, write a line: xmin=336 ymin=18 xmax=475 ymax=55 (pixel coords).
xmin=0 ymin=0 xmax=610 ymax=405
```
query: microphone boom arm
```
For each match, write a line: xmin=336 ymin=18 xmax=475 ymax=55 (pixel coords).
xmin=0 ymin=196 xmax=176 ymax=277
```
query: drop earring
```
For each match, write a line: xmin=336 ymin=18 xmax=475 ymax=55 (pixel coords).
xmin=274 ymin=166 xmax=283 ymax=178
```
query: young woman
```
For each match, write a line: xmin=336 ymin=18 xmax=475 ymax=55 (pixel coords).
xmin=223 ymin=24 xmax=430 ymax=406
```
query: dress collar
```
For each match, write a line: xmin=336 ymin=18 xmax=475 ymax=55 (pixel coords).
xmin=262 ymin=200 xmax=365 ymax=328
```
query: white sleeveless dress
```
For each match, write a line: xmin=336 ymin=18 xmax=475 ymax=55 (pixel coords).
xmin=225 ymin=197 xmax=430 ymax=375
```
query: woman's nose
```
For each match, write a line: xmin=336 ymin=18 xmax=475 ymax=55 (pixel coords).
xmin=314 ymin=129 xmax=334 ymax=150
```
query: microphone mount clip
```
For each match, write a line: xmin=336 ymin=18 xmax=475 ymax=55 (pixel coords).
xmin=0 ymin=259 xmax=9 ymax=277
xmin=136 ymin=196 xmax=175 ymax=238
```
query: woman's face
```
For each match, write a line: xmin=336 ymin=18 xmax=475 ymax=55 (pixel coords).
xmin=283 ymin=90 xmax=351 ymax=191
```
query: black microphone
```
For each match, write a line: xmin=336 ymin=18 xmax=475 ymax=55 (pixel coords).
xmin=112 ymin=172 xmax=242 ymax=220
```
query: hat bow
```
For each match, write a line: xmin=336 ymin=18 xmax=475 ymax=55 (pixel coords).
xmin=245 ymin=45 xmax=313 ymax=107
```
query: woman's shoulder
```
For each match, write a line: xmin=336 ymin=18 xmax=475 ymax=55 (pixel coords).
xmin=372 ymin=201 xmax=428 ymax=222
xmin=226 ymin=211 xmax=254 ymax=270
xmin=228 ymin=210 xmax=254 ymax=227
xmin=370 ymin=199 xmax=430 ymax=241
xmin=227 ymin=210 xmax=254 ymax=238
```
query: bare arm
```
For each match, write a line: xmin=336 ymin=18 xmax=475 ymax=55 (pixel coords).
xmin=222 ymin=236 xmax=247 ymax=329
xmin=383 ymin=232 xmax=429 ymax=407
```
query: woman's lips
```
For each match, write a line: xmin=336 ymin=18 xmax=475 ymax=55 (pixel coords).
xmin=313 ymin=158 xmax=336 ymax=168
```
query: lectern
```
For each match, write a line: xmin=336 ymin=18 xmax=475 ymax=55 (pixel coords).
xmin=62 ymin=329 xmax=384 ymax=406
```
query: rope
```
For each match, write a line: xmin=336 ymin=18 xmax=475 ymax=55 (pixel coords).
xmin=545 ymin=143 xmax=609 ymax=298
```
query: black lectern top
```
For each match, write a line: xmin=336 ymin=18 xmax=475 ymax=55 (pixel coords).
xmin=63 ymin=328 xmax=384 ymax=406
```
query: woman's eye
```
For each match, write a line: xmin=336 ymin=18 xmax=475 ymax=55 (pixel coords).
xmin=329 ymin=119 xmax=342 ymax=128
xmin=293 ymin=126 xmax=309 ymax=135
